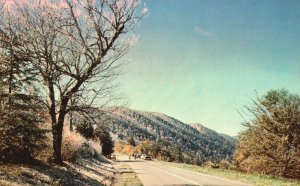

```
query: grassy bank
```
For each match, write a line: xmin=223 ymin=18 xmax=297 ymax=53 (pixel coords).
xmin=114 ymin=163 xmax=142 ymax=186
xmin=163 ymin=162 xmax=300 ymax=186
xmin=0 ymin=158 xmax=115 ymax=186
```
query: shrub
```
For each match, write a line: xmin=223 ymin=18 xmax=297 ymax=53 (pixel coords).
xmin=61 ymin=129 xmax=86 ymax=162
xmin=219 ymin=160 xmax=231 ymax=169
xmin=61 ymin=129 xmax=104 ymax=162
xmin=204 ymin=160 xmax=219 ymax=168
xmin=78 ymin=142 xmax=96 ymax=159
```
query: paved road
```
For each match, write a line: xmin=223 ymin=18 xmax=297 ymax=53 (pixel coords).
xmin=117 ymin=155 xmax=251 ymax=186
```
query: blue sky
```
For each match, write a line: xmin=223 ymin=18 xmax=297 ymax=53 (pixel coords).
xmin=119 ymin=0 xmax=300 ymax=136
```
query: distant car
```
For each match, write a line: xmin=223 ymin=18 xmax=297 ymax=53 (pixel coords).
xmin=144 ymin=155 xmax=152 ymax=160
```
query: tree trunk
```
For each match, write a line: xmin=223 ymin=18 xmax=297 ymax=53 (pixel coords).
xmin=52 ymin=99 xmax=68 ymax=164
xmin=8 ymin=58 xmax=13 ymax=106
xmin=52 ymin=123 xmax=63 ymax=164
xmin=70 ymin=113 xmax=73 ymax=131
xmin=52 ymin=113 xmax=67 ymax=164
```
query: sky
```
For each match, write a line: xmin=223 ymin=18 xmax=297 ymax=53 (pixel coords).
xmin=118 ymin=0 xmax=300 ymax=136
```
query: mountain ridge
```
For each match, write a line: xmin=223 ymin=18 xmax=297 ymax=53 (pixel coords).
xmin=103 ymin=107 xmax=237 ymax=162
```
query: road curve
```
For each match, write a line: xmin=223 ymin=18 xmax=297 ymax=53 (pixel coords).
xmin=116 ymin=155 xmax=251 ymax=186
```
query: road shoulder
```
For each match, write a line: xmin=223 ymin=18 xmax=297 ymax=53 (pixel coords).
xmin=113 ymin=162 xmax=143 ymax=186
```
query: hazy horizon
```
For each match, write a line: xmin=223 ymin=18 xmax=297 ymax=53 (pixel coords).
xmin=118 ymin=0 xmax=300 ymax=136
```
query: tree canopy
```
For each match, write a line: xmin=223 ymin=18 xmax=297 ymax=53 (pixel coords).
xmin=234 ymin=89 xmax=300 ymax=178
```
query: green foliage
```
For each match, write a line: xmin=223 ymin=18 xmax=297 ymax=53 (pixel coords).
xmin=0 ymin=39 xmax=37 ymax=94
xmin=171 ymin=144 xmax=184 ymax=163
xmin=0 ymin=43 xmax=46 ymax=163
xmin=78 ymin=142 xmax=98 ymax=159
xmin=0 ymin=107 xmax=46 ymax=163
xmin=234 ymin=89 xmax=300 ymax=178
xmin=150 ymin=140 xmax=172 ymax=161
xmin=99 ymin=130 xmax=114 ymax=157
xmin=192 ymin=151 xmax=204 ymax=166
xmin=76 ymin=122 xmax=95 ymax=140
xmin=75 ymin=121 xmax=114 ymax=157
xmin=127 ymin=136 xmax=136 ymax=147
xmin=0 ymin=92 xmax=46 ymax=163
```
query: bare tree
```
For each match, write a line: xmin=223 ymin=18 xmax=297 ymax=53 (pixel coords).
xmin=0 ymin=0 xmax=148 ymax=164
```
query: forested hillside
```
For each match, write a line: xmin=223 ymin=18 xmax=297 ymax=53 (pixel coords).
xmin=103 ymin=108 xmax=236 ymax=162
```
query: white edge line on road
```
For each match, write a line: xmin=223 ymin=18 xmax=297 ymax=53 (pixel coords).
xmin=148 ymin=165 xmax=203 ymax=186
xmin=161 ymin=163 xmax=252 ymax=186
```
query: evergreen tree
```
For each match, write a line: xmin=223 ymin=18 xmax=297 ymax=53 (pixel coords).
xmin=100 ymin=130 xmax=114 ymax=157
xmin=172 ymin=144 xmax=184 ymax=163
xmin=193 ymin=151 xmax=204 ymax=166
xmin=127 ymin=136 xmax=136 ymax=147
xmin=76 ymin=122 xmax=95 ymax=140
xmin=0 ymin=35 xmax=46 ymax=163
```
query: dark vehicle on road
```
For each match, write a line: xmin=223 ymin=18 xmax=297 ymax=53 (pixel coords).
xmin=144 ymin=155 xmax=152 ymax=160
